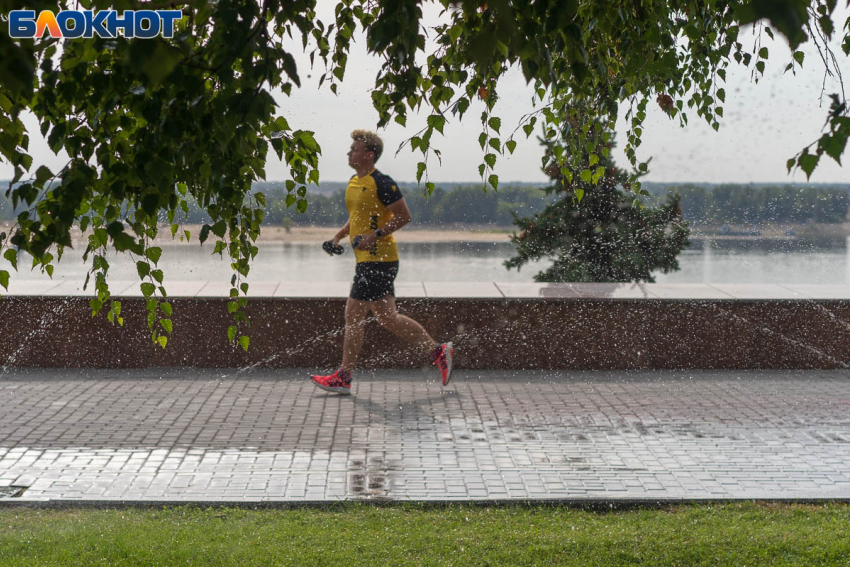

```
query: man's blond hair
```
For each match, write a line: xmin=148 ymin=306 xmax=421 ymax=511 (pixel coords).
xmin=351 ymin=129 xmax=383 ymax=162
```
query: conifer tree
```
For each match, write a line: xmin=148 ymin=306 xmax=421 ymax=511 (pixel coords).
xmin=505 ymin=118 xmax=690 ymax=283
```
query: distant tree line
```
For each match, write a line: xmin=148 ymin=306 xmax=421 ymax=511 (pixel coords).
xmin=0 ymin=183 xmax=555 ymax=227
xmin=2 ymin=182 xmax=848 ymax=227
xmin=264 ymin=184 xmax=557 ymax=227
xmin=662 ymin=184 xmax=850 ymax=225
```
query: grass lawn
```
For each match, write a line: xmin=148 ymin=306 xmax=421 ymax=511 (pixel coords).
xmin=0 ymin=502 xmax=848 ymax=566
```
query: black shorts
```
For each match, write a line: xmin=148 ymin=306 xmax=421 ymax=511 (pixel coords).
xmin=350 ymin=261 xmax=399 ymax=301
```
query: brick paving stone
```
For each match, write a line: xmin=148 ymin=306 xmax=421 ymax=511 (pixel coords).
xmin=0 ymin=368 xmax=849 ymax=501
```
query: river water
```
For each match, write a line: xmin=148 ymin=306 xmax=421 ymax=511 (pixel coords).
xmin=3 ymin=237 xmax=850 ymax=285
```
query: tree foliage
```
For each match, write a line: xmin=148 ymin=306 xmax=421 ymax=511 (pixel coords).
xmin=0 ymin=0 xmax=848 ymax=345
xmin=505 ymin=118 xmax=690 ymax=283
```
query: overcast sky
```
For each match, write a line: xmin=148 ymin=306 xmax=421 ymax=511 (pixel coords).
xmin=2 ymin=3 xmax=848 ymax=186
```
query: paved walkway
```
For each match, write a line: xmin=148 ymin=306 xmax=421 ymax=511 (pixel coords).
xmin=1 ymin=368 xmax=849 ymax=502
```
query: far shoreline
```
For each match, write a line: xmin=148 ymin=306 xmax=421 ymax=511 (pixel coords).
xmin=3 ymin=222 xmax=849 ymax=247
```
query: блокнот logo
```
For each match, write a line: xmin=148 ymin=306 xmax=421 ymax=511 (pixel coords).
xmin=8 ymin=10 xmax=182 ymax=39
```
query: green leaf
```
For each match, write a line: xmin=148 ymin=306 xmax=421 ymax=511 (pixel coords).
xmin=488 ymin=174 xmax=499 ymax=190
xmin=157 ymin=335 xmax=168 ymax=349
xmin=758 ymin=47 xmax=769 ymax=59
xmin=238 ymin=335 xmax=250 ymax=351
xmin=416 ymin=162 xmax=426 ymax=183
xmin=506 ymin=140 xmax=517 ymax=154
xmin=60 ymin=56 xmax=81 ymax=71
xmin=487 ymin=117 xmax=501 ymax=133
xmin=483 ymin=153 xmax=496 ymax=168
xmin=140 ymin=282 xmax=156 ymax=297
xmin=228 ymin=325 xmax=237 ymax=342
xmin=799 ymin=152 xmax=819 ymax=179
xmin=823 ymin=133 xmax=847 ymax=164
xmin=818 ymin=14 xmax=833 ymax=37
xmin=426 ymin=115 xmax=446 ymax=134
xmin=734 ymin=1 xmax=808 ymax=48
xmin=145 ymin=247 xmax=162 ymax=265
xmin=211 ymin=221 xmax=227 ymax=238
xmin=161 ymin=302 xmax=172 ymax=317
xmin=35 ymin=165 xmax=52 ymax=183
xmin=4 ymin=249 xmax=17 ymax=270
xmin=575 ymin=188 xmax=585 ymax=203
xmin=228 ymin=301 xmax=238 ymax=313
xmin=130 ymin=40 xmax=181 ymax=87
xmin=298 ymin=130 xmax=319 ymax=152
xmin=90 ymin=298 xmax=103 ymax=317
xmin=0 ymin=270 xmax=8 ymax=291
xmin=793 ymin=51 xmax=804 ymax=66
xmin=160 ymin=319 xmax=173 ymax=334
xmin=137 ymin=261 xmax=150 ymax=279
xmin=579 ymin=169 xmax=592 ymax=183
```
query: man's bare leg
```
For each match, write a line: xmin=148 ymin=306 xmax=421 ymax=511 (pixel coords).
xmin=340 ymin=297 xmax=371 ymax=374
xmin=370 ymin=295 xmax=437 ymax=354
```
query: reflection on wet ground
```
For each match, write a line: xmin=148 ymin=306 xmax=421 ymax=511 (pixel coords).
xmin=1 ymin=368 xmax=848 ymax=501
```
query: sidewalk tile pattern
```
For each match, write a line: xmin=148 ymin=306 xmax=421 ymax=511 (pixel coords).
xmin=1 ymin=369 xmax=849 ymax=501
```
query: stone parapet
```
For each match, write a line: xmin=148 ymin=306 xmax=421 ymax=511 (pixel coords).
xmin=1 ymin=282 xmax=849 ymax=369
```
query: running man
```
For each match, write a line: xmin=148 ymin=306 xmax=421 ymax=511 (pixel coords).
xmin=310 ymin=129 xmax=453 ymax=395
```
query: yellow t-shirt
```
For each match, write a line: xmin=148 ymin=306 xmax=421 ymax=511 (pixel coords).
xmin=345 ymin=169 xmax=402 ymax=263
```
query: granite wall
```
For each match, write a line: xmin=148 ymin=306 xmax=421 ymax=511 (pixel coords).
xmin=1 ymin=296 xmax=848 ymax=369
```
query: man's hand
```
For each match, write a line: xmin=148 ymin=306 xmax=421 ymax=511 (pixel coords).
xmin=355 ymin=232 xmax=378 ymax=250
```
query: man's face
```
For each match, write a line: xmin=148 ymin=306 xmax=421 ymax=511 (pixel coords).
xmin=348 ymin=140 xmax=374 ymax=169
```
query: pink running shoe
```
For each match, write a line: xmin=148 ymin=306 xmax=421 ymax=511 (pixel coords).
xmin=310 ymin=370 xmax=351 ymax=395
xmin=433 ymin=342 xmax=454 ymax=386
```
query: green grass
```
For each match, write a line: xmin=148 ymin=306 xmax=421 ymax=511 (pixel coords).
xmin=1 ymin=502 xmax=848 ymax=566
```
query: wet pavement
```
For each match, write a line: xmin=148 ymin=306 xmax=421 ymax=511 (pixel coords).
xmin=1 ymin=368 xmax=849 ymax=503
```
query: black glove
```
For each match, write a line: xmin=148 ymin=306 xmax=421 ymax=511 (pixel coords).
xmin=352 ymin=235 xmax=363 ymax=249
xmin=322 ymin=241 xmax=344 ymax=255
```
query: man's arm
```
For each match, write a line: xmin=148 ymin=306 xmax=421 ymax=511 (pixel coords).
xmin=355 ymin=199 xmax=412 ymax=250
xmin=378 ymin=198 xmax=412 ymax=235
xmin=332 ymin=220 xmax=350 ymax=245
